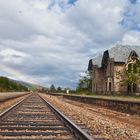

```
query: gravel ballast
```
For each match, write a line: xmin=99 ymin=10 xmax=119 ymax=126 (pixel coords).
xmin=0 ymin=94 xmax=28 ymax=114
xmin=40 ymin=93 xmax=140 ymax=140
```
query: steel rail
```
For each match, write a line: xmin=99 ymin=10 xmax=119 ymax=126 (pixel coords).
xmin=0 ymin=93 xmax=95 ymax=140
xmin=0 ymin=93 xmax=30 ymax=117
xmin=39 ymin=94 xmax=94 ymax=140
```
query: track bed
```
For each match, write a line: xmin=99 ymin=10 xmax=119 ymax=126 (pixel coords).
xmin=0 ymin=94 xmax=93 ymax=140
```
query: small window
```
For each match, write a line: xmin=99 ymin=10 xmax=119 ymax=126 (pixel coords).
xmin=105 ymin=82 xmax=107 ymax=91
xmin=109 ymin=82 xmax=111 ymax=92
xmin=127 ymin=85 xmax=131 ymax=93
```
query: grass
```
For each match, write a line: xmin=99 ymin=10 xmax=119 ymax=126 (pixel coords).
xmin=71 ymin=91 xmax=140 ymax=102
xmin=48 ymin=91 xmax=140 ymax=102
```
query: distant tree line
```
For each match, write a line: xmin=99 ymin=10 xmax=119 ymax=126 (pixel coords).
xmin=45 ymin=72 xmax=92 ymax=94
xmin=48 ymin=84 xmax=65 ymax=93
xmin=0 ymin=76 xmax=28 ymax=92
xmin=40 ymin=84 xmax=75 ymax=94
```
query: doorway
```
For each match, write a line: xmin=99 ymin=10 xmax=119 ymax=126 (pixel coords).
xmin=109 ymin=82 xmax=111 ymax=92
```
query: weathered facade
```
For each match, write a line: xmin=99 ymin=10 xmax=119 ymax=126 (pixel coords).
xmin=88 ymin=46 xmax=140 ymax=95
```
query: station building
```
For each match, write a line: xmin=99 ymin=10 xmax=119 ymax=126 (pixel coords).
xmin=88 ymin=45 xmax=140 ymax=95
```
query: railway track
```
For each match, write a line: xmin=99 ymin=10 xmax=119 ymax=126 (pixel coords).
xmin=0 ymin=93 xmax=94 ymax=140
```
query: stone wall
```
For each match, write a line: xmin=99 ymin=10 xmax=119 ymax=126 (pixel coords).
xmin=92 ymin=66 xmax=104 ymax=93
xmin=62 ymin=94 xmax=140 ymax=115
xmin=114 ymin=64 xmax=127 ymax=93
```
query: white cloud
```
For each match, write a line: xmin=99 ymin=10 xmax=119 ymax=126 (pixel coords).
xmin=0 ymin=48 xmax=30 ymax=64
xmin=121 ymin=31 xmax=140 ymax=45
xmin=64 ymin=0 xmax=128 ymax=46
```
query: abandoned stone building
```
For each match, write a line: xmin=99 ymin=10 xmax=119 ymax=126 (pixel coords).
xmin=88 ymin=45 xmax=140 ymax=94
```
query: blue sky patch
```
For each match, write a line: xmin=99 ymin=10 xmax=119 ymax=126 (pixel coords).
xmin=48 ymin=0 xmax=77 ymax=10
xmin=129 ymin=0 xmax=137 ymax=4
xmin=67 ymin=0 xmax=77 ymax=5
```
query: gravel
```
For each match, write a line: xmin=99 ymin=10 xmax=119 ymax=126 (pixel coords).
xmin=40 ymin=93 xmax=140 ymax=140
xmin=0 ymin=94 xmax=28 ymax=114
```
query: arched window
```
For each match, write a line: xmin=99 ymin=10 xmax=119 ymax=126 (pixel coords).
xmin=127 ymin=85 xmax=131 ymax=93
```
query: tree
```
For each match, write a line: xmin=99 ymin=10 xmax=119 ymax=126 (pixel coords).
xmin=76 ymin=71 xmax=92 ymax=92
xmin=0 ymin=76 xmax=28 ymax=92
xmin=50 ymin=84 xmax=56 ymax=92
xmin=117 ymin=59 xmax=140 ymax=94
xmin=57 ymin=86 xmax=62 ymax=92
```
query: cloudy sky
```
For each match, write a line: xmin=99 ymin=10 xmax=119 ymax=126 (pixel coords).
xmin=0 ymin=0 xmax=140 ymax=89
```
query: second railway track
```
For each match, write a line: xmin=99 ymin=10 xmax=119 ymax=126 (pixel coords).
xmin=0 ymin=93 xmax=94 ymax=140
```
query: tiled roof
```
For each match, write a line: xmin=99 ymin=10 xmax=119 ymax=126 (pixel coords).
xmin=91 ymin=45 xmax=140 ymax=68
